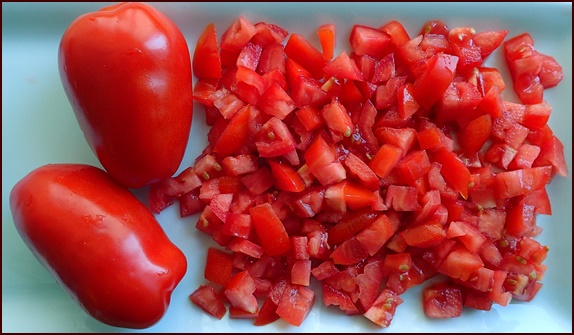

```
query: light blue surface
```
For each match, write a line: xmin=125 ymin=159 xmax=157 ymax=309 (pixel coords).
xmin=2 ymin=2 xmax=572 ymax=332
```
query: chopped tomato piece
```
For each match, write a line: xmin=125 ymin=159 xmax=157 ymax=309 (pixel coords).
xmin=193 ymin=23 xmax=222 ymax=79
xmin=225 ymin=270 xmax=259 ymax=314
xmin=324 ymin=51 xmax=364 ymax=81
xmin=189 ymin=285 xmax=227 ymax=319
xmin=250 ymin=203 xmax=291 ymax=256
xmin=285 ymin=33 xmax=326 ymax=79
xmin=412 ymin=53 xmax=458 ymax=110
xmin=317 ymin=24 xmax=336 ymax=60
xmin=253 ymin=298 xmax=280 ymax=326
xmin=221 ymin=16 xmax=257 ymax=52
xmin=268 ymin=160 xmax=306 ymax=192
xmin=432 ymin=148 xmax=472 ymax=199
xmin=368 ymin=144 xmax=403 ymax=179
xmin=423 ymin=282 xmax=463 ymax=318
xmin=275 ymin=283 xmax=315 ymax=326
xmin=350 ymin=24 xmax=391 ymax=59
xmin=363 ymin=289 xmax=404 ymax=328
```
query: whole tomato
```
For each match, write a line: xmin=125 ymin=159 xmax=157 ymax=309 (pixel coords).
xmin=58 ymin=2 xmax=193 ymax=189
xmin=9 ymin=164 xmax=187 ymax=329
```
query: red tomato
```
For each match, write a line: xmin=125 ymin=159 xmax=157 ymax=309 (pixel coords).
xmin=58 ymin=3 xmax=193 ymax=189
xmin=9 ymin=164 xmax=187 ymax=328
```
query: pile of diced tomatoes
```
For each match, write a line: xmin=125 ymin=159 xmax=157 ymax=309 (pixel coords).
xmin=149 ymin=16 xmax=567 ymax=328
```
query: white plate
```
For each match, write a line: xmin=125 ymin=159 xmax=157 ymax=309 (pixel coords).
xmin=2 ymin=2 xmax=572 ymax=333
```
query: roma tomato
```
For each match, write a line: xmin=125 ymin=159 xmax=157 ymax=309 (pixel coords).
xmin=58 ymin=2 xmax=193 ymax=189
xmin=9 ymin=164 xmax=187 ymax=329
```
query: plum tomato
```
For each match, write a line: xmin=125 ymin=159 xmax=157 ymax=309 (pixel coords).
xmin=9 ymin=164 xmax=187 ymax=329
xmin=58 ymin=2 xmax=193 ymax=189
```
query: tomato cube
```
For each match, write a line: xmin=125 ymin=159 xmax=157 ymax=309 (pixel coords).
xmin=276 ymin=283 xmax=315 ymax=326
xmin=189 ymin=285 xmax=227 ymax=319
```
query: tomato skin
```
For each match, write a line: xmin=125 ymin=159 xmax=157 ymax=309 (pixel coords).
xmin=58 ymin=3 xmax=193 ymax=189
xmin=9 ymin=164 xmax=187 ymax=329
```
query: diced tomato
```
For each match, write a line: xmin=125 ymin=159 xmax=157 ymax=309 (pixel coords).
xmin=438 ymin=246 xmax=484 ymax=281
xmin=268 ymin=160 xmax=306 ymax=192
xmin=385 ymin=185 xmax=421 ymax=211
xmin=350 ymin=24 xmax=391 ymax=59
xmin=324 ymin=51 xmax=364 ymax=81
xmin=229 ymin=306 xmax=259 ymax=319
xmin=446 ymin=221 xmax=487 ymax=253
xmin=289 ymin=74 xmax=330 ymax=108
xmin=363 ymin=289 xmax=403 ymax=328
xmin=422 ymin=282 xmax=463 ymax=318
xmin=374 ymin=76 xmax=406 ymax=110
xmin=181 ymin=16 xmax=566 ymax=330
xmin=420 ymin=20 xmax=450 ymax=37
xmin=221 ymin=16 xmax=257 ymax=52
xmin=317 ymin=24 xmax=336 ymax=60
xmin=322 ymin=99 xmax=354 ymax=139
xmin=328 ymin=209 xmax=378 ymax=246
xmin=204 ymin=247 xmax=234 ymax=286
xmin=250 ymin=203 xmax=291 ymax=256
xmin=330 ymin=237 xmax=369 ymax=265
xmin=435 ymin=81 xmax=483 ymax=125
xmin=321 ymin=282 xmax=361 ymax=315
xmin=189 ymin=285 xmax=227 ymax=319
xmin=257 ymin=42 xmax=286 ymax=76
xmin=225 ymin=270 xmax=259 ymax=314
xmin=369 ymin=144 xmax=403 ymax=179
xmin=276 ymin=283 xmax=315 ymax=326
xmin=355 ymin=214 xmax=397 ymax=256
xmin=251 ymin=22 xmax=289 ymax=47
xmin=401 ymin=220 xmax=446 ymax=248
xmin=257 ymin=83 xmax=296 ymax=119
xmin=538 ymin=53 xmax=564 ymax=88
xmin=432 ymin=148 xmax=472 ymax=199
xmin=291 ymin=259 xmax=312 ymax=286
xmin=412 ymin=53 xmax=458 ymax=110
xmin=285 ymin=33 xmax=326 ymax=79
xmin=210 ymin=88 xmax=246 ymax=119
xmin=396 ymin=150 xmax=431 ymax=185
xmin=149 ymin=167 xmax=203 ymax=214
xmin=503 ymin=32 xmax=563 ymax=104
xmin=193 ymin=23 xmax=223 ymax=79
xmin=494 ymin=166 xmax=553 ymax=199
xmin=253 ymin=298 xmax=280 ymax=326
xmin=396 ymin=83 xmax=420 ymax=120
xmin=236 ymin=42 xmax=262 ymax=71
xmin=534 ymin=135 xmax=568 ymax=177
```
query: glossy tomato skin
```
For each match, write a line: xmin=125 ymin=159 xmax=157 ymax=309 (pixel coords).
xmin=59 ymin=3 xmax=193 ymax=189
xmin=9 ymin=164 xmax=187 ymax=329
